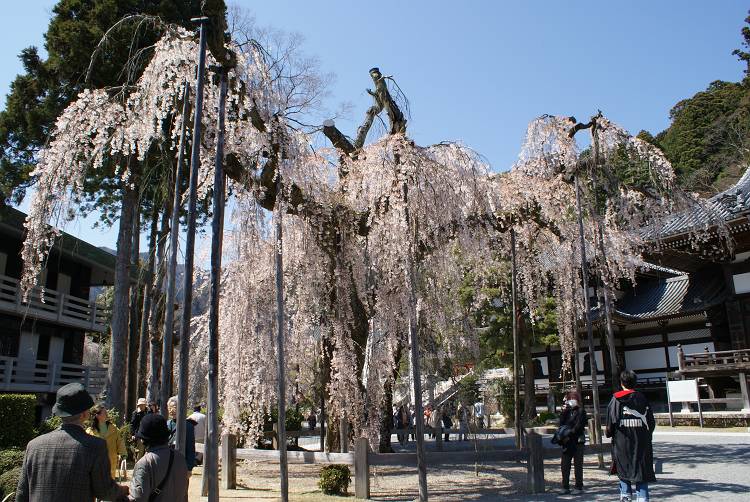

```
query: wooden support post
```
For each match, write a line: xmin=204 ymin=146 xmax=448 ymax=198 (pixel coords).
xmin=739 ymin=372 xmax=750 ymax=412
xmin=587 ymin=418 xmax=604 ymax=467
xmin=354 ymin=437 xmax=370 ymax=499
xmin=340 ymin=418 xmax=349 ymax=453
xmin=221 ymin=433 xmax=237 ymax=490
xmin=526 ymin=431 xmax=544 ymax=494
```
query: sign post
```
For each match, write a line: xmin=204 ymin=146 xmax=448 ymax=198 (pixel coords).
xmin=666 ymin=379 xmax=703 ymax=428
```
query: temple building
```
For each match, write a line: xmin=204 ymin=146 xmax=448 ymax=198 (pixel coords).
xmin=532 ymin=167 xmax=750 ymax=417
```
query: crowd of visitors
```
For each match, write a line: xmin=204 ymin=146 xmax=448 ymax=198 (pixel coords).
xmin=391 ymin=399 xmax=475 ymax=444
xmin=14 ymin=383 xmax=200 ymax=501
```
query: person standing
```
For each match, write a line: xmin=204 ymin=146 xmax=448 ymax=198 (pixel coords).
xmin=15 ymin=382 xmax=128 ymax=502
xmin=557 ymin=390 xmax=587 ymax=494
xmin=441 ymin=407 xmax=453 ymax=442
xmin=187 ymin=404 xmax=206 ymax=444
xmin=307 ymin=409 xmax=317 ymax=431
xmin=606 ymin=370 xmax=656 ymax=502
xmin=86 ymin=405 xmax=127 ymax=480
xmin=457 ymin=402 xmax=469 ymax=441
xmin=129 ymin=413 xmax=188 ymax=502
xmin=429 ymin=405 xmax=442 ymax=440
xmin=130 ymin=398 xmax=150 ymax=460
xmin=166 ymin=395 xmax=196 ymax=483
xmin=473 ymin=400 xmax=485 ymax=429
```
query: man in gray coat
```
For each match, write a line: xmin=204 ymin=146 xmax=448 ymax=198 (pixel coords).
xmin=129 ymin=413 xmax=188 ymax=501
xmin=15 ymin=383 xmax=128 ymax=502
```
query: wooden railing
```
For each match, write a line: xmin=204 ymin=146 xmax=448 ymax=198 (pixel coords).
xmin=0 ymin=356 xmax=107 ymax=395
xmin=677 ymin=345 xmax=750 ymax=372
xmin=0 ymin=273 xmax=108 ymax=332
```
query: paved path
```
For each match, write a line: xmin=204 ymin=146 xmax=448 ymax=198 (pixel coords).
xmin=494 ymin=431 xmax=750 ymax=501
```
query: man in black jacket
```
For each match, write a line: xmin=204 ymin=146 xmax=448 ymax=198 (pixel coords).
xmin=606 ymin=370 xmax=656 ymax=502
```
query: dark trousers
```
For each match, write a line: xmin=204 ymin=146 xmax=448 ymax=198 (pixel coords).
xmin=561 ymin=444 xmax=584 ymax=489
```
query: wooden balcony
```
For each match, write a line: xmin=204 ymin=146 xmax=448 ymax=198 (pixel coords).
xmin=0 ymin=273 xmax=109 ymax=332
xmin=677 ymin=345 xmax=750 ymax=376
xmin=0 ymin=356 xmax=107 ymax=395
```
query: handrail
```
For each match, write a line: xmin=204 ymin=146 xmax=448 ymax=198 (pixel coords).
xmin=0 ymin=356 xmax=107 ymax=394
xmin=0 ymin=273 xmax=109 ymax=332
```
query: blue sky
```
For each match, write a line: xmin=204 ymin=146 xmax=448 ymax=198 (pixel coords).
xmin=1 ymin=0 xmax=748 ymax=251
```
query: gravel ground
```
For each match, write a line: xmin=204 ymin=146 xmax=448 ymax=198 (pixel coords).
xmin=187 ymin=429 xmax=750 ymax=501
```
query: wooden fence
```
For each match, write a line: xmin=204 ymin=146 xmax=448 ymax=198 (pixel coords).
xmin=207 ymin=425 xmax=611 ymax=497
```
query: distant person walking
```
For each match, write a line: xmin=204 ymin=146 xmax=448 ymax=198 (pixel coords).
xmin=473 ymin=400 xmax=485 ymax=429
xmin=307 ymin=409 xmax=317 ymax=431
xmin=457 ymin=402 xmax=469 ymax=441
xmin=129 ymin=413 xmax=188 ymax=502
xmin=166 ymin=395 xmax=196 ymax=485
xmin=130 ymin=398 xmax=150 ymax=460
xmin=606 ymin=370 xmax=656 ymax=502
xmin=556 ymin=390 xmax=587 ymax=494
xmin=15 ymin=382 xmax=128 ymax=502
xmin=441 ymin=407 xmax=453 ymax=442
xmin=87 ymin=404 xmax=127 ymax=480
xmin=187 ymin=404 xmax=206 ymax=444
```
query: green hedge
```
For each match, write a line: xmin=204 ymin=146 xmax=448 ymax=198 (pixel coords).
xmin=318 ymin=464 xmax=350 ymax=495
xmin=0 ymin=466 xmax=21 ymax=499
xmin=0 ymin=395 xmax=36 ymax=449
xmin=0 ymin=450 xmax=23 ymax=476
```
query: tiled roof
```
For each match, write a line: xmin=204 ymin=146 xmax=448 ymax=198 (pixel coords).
xmin=611 ymin=272 xmax=727 ymax=322
xmin=646 ymin=166 xmax=750 ymax=240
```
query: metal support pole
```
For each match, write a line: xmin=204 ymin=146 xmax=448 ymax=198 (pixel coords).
xmin=161 ymin=81 xmax=190 ymax=421
xmin=574 ymin=174 xmax=604 ymax=467
xmin=275 ymin=180 xmax=289 ymax=501
xmin=205 ymin=65 xmax=229 ymax=502
xmin=511 ymin=229 xmax=522 ymax=449
xmin=175 ymin=16 xmax=208 ymax=455
xmin=570 ymin=256 xmax=583 ymax=397
xmin=403 ymin=182 xmax=428 ymax=501
xmin=597 ymin=222 xmax=620 ymax=392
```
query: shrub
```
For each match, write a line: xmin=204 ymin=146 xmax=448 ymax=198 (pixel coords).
xmin=264 ymin=407 xmax=304 ymax=432
xmin=0 ymin=395 xmax=36 ymax=449
xmin=0 ymin=450 xmax=23 ymax=476
xmin=35 ymin=415 xmax=62 ymax=436
xmin=534 ymin=411 xmax=557 ymax=425
xmin=0 ymin=466 xmax=21 ymax=499
xmin=493 ymin=378 xmax=515 ymax=426
xmin=318 ymin=464 xmax=350 ymax=495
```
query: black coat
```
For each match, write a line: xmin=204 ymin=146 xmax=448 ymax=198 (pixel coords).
xmin=606 ymin=389 xmax=656 ymax=483
xmin=558 ymin=405 xmax=587 ymax=453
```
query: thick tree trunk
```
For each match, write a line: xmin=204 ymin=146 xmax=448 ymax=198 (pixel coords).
xmin=106 ymin=184 xmax=137 ymax=416
xmin=378 ymin=343 xmax=403 ymax=453
xmin=126 ymin=207 xmax=141 ymax=418
xmin=137 ymin=206 xmax=159 ymax=399
xmin=146 ymin=206 xmax=170 ymax=406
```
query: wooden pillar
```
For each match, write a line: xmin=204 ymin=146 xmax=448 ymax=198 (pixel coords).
xmin=221 ymin=433 xmax=236 ymax=490
xmin=526 ymin=431 xmax=544 ymax=494
xmin=354 ymin=437 xmax=370 ymax=499
xmin=739 ymin=372 xmax=750 ymax=412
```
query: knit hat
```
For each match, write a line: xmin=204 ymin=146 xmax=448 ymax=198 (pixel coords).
xmin=136 ymin=413 xmax=171 ymax=443
xmin=52 ymin=383 xmax=95 ymax=417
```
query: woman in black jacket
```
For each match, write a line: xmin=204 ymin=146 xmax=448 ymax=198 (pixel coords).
xmin=557 ymin=389 xmax=588 ymax=494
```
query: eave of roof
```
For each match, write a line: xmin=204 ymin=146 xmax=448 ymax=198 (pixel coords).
xmin=0 ymin=205 xmax=118 ymax=274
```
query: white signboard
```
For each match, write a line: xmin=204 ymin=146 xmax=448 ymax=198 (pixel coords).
xmin=667 ymin=379 xmax=699 ymax=402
